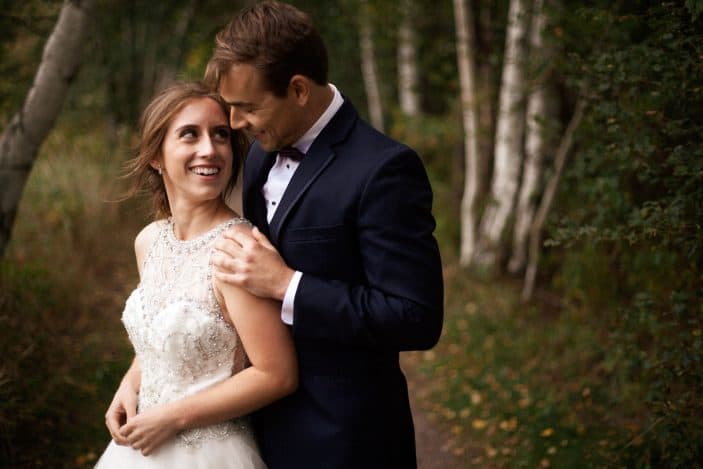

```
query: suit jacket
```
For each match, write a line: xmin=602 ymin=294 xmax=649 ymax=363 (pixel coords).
xmin=244 ymin=98 xmax=444 ymax=469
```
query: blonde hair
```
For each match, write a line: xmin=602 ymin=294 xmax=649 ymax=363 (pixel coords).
xmin=124 ymin=81 xmax=248 ymax=219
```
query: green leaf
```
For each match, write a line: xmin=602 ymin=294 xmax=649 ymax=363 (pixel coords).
xmin=686 ymin=0 xmax=703 ymax=20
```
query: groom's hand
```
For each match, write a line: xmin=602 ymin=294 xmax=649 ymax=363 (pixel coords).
xmin=212 ymin=225 xmax=294 ymax=301
xmin=105 ymin=381 xmax=138 ymax=445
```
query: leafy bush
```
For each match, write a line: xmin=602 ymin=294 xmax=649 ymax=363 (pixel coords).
xmin=1 ymin=125 xmax=141 ymax=466
xmin=547 ymin=3 xmax=703 ymax=465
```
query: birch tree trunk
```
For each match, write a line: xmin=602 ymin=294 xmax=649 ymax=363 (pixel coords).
xmin=0 ymin=0 xmax=95 ymax=257
xmin=453 ymin=0 xmax=482 ymax=266
xmin=359 ymin=0 xmax=385 ymax=132
xmin=474 ymin=0 xmax=530 ymax=268
xmin=398 ymin=0 xmax=420 ymax=117
xmin=522 ymin=100 xmax=585 ymax=301
xmin=508 ymin=0 xmax=557 ymax=273
xmin=477 ymin=3 xmax=496 ymax=199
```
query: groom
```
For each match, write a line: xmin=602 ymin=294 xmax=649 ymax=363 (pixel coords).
xmin=208 ymin=2 xmax=443 ymax=468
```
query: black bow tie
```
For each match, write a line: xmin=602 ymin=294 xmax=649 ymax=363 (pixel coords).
xmin=278 ymin=147 xmax=305 ymax=162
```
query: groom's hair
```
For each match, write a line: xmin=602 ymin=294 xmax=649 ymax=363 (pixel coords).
xmin=205 ymin=0 xmax=328 ymax=97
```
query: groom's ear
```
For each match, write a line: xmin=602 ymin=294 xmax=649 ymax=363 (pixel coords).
xmin=289 ymin=75 xmax=310 ymax=106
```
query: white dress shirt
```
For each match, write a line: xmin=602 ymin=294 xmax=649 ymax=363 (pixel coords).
xmin=262 ymin=84 xmax=344 ymax=324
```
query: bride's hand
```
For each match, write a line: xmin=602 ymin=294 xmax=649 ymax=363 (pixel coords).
xmin=105 ymin=381 xmax=138 ymax=445
xmin=120 ymin=404 xmax=180 ymax=456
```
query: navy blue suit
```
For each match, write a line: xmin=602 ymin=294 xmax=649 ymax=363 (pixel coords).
xmin=244 ymin=98 xmax=443 ymax=469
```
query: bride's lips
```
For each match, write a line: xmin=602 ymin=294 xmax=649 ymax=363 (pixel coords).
xmin=188 ymin=165 xmax=222 ymax=176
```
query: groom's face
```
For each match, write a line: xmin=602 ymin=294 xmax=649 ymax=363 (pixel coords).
xmin=219 ymin=63 xmax=303 ymax=152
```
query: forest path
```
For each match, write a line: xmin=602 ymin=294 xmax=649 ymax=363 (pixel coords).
xmin=402 ymin=352 xmax=482 ymax=468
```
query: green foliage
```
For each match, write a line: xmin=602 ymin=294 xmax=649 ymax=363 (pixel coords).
xmin=686 ymin=0 xmax=703 ymax=20
xmin=610 ymin=290 xmax=703 ymax=465
xmin=1 ymin=124 xmax=142 ymax=466
xmin=543 ymin=2 xmax=703 ymax=465
xmin=413 ymin=267 xmax=620 ymax=466
xmin=0 ymin=1 xmax=61 ymax=119
xmin=391 ymin=108 xmax=463 ymax=255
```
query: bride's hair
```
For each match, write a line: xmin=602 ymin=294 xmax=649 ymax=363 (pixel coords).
xmin=123 ymin=81 xmax=248 ymax=219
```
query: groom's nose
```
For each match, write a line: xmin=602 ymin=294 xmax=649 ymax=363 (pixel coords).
xmin=229 ymin=106 xmax=247 ymax=130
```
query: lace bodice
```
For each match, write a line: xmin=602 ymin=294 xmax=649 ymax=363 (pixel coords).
xmin=121 ymin=217 xmax=251 ymax=445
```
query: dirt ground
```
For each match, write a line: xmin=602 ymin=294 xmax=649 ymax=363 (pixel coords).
xmin=402 ymin=352 xmax=480 ymax=469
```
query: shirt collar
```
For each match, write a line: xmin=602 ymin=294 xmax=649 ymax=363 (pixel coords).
xmin=291 ymin=83 xmax=344 ymax=155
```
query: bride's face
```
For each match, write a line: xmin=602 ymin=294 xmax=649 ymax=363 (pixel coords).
xmin=156 ymin=98 xmax=233 ymax=206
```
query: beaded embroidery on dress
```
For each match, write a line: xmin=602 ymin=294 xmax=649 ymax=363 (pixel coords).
xmin=95 ymin=217 xmax=267 ymax=469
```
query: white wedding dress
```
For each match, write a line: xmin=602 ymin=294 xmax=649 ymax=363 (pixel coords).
xmin=96 ymin=218 xmax=266 ymax=468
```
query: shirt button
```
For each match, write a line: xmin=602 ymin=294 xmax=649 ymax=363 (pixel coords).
xmin=271 ymin=201 xmax=277 ymax=205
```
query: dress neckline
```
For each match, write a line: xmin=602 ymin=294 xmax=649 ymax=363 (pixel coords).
xmin=164 ymin=217 xmax=239 ymax=248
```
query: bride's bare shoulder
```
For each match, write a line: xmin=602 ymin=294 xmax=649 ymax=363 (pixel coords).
xmin=134 ymin=220 xmax=164 ymax=272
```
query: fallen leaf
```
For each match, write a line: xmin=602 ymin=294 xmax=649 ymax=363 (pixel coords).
xmin=472 ymin=419 xmax=487 ymax=430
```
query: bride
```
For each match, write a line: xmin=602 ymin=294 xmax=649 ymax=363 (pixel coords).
xmin=95 ymin=81 xmax=297 ymax=468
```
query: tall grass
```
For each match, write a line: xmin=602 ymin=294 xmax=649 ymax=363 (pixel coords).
xmin=0 ymin=123 xmax=144 ymax=467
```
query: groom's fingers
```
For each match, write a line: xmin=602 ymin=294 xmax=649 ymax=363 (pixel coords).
xmin=251 ymin=226 xmax=275 ymax=250
xmin=223 ymin=225 xmax=259 ymax=250
xmin=211 ymin=251 xmax=241 ymax=276
xmin=213 ymin=269 xmax=246 ymax=288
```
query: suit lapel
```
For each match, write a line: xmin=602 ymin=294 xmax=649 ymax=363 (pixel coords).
xmin=268 ymin=99 xmax=358 ymax=245
xmin=268 ymin=145 xmax=335 ymax=245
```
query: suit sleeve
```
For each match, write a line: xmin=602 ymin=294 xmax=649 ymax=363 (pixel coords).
xmin=292 ymin=148 xmax=444 ymax=351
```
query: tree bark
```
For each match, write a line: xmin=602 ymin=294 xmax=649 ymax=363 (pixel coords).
xmin=0 ymin=0 xmax=95 ymax=257
xmin=398 ymin=0 xmax=420 ymax=117
xmin=477 ymin=3 xmax=496 ymax=200
xmin=453 ymin=0 xmax=481 ymax=266
xmin=359 ymin=0 xmax=385 ymax=132
xmin=522 ymin=100 xmax=585 ymax=301
xmin=508 ymin=0 xmax=557 ymax=273
xmin=474 ymin=0 xmax=530 ymax=269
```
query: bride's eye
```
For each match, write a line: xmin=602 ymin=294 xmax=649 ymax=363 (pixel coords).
xmin=214 ymin=127 xmax=231 ymax=140
xmin=180 ymin=128 xmax=197 ymax=139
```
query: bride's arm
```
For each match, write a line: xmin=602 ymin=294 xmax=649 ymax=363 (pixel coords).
xmin=120 ymin=269 xmax=298 ymax=455
xmin=104 ymin=222 xmax=158 ymax=444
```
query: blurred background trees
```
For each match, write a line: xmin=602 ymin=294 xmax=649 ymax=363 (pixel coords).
xmin=1 ymin=0 xmax=701 ymax=466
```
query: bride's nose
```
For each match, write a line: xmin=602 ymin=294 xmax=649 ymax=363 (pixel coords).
xmin=197 ymin=135 xmax=216 ymax=157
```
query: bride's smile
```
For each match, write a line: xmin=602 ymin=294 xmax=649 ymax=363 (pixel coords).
xmin=157 ymin=97 xmax=233 ymax=205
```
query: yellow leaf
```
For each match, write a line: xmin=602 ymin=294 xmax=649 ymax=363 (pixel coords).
xmin=472 ymin=419 xmax=487 ymax=430
xmin=470 ymin=391 xmax=482 ymax=405
xmin=518 ymin=397 xmax=531 ymax=408
xmin=499 ymin=417 xmax=518 ymax=431
xmin=541 ymin=427 xmax=554 ymax=437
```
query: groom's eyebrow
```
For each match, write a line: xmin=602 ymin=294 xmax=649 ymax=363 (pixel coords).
xmin=223 ymin=99 xmax=251 ymax=108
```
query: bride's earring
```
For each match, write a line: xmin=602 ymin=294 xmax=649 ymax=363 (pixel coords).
xmin=157 ymin=166 xmax=163 ymax=176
